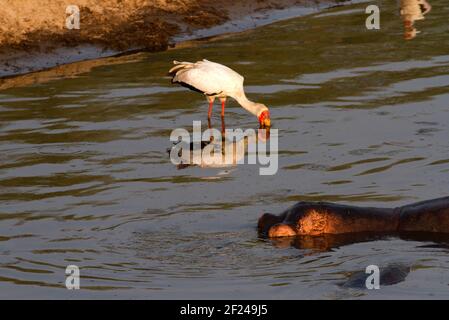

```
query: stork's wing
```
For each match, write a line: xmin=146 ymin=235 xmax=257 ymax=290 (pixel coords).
xmin=173 ymin=67 xmax=225 ymax=95
xmin=169 ymin=60 xmax=244 ymax=96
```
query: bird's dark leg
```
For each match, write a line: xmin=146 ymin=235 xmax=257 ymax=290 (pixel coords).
xmin=221 ymin=116 xmax=226 ymax=136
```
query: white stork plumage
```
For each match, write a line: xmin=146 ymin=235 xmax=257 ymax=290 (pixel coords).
xmin=169 ymin=59 xmax=271 ymax=128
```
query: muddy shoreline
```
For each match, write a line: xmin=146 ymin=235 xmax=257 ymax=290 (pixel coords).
xmin=0 ymin=0 xmax=350 ymax=81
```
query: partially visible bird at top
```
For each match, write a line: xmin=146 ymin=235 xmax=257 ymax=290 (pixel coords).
xmin=169 ymin=59 xmax=271 ymax=128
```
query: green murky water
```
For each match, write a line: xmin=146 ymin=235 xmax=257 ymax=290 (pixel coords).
xmin=1 ymin=0 xmax=449 ymax=298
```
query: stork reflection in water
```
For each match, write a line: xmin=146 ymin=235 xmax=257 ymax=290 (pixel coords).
xmin=400 ymin=0 xmax=432 ymax=40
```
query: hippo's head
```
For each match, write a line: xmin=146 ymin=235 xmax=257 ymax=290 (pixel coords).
xmin=258 ymin=212 xmax=296 ymax=237
xmin=258 ymin=204 xmax=330 ymax=238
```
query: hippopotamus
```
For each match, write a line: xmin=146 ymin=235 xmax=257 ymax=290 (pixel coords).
xmin=258 ymin=196 xmax=449 ymax=238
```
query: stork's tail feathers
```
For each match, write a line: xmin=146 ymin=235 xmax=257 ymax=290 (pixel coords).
xmin=169 ymin=61 xmax=194 ymax=74
xmin=168 ymin=60 xmax=196 ymax=83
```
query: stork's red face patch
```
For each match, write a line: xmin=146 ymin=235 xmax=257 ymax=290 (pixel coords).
xmin=259 ymin=110 xmax=271 ymax=128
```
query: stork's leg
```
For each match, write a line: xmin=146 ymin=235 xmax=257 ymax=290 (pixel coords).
xmin=219 ymin=98 xmax=227 ymax=135
xmin=207 ymin=96 xmax=215 ymax=120
xmin=208 ymin=118 xmax=212 ymax=130
xmin=208 ymin=101 xmax=213 ymax=119
xmin=220 ymin=97 xmax=226 ymax=118
xmin=208 ymin=118 xmax=215 ymax=143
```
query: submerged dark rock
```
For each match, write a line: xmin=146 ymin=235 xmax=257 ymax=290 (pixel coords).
xmin=340 ymin=264 xmax=411 ymax=289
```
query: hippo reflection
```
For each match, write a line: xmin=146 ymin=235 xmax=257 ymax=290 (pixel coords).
xmin=266 ymin=230 xmax=449 ymax=252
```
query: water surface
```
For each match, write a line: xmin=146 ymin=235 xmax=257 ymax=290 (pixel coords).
xmin=1 ymin=0 xmax=449 ymax=299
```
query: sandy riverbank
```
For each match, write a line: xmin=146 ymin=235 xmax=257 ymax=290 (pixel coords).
xmin=0 ymin=0 xmax=349 ymax=78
